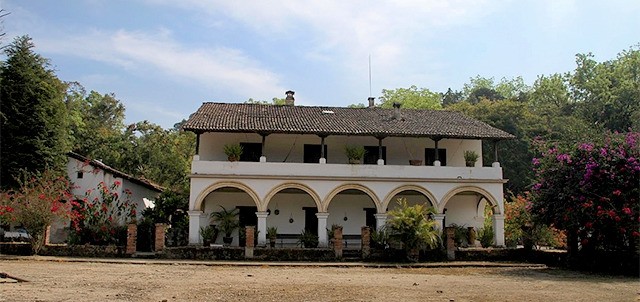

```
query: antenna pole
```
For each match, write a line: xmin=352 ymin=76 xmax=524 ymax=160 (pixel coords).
xmin=368 ymin=54 xmax=372 ymax=97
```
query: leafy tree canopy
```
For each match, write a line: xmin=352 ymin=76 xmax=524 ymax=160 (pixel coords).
xmin=378 ymin=85 xmax=442 ymax=109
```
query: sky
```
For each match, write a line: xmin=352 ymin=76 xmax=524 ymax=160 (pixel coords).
xmin=1 ymin=0 xmax=639 ymax=129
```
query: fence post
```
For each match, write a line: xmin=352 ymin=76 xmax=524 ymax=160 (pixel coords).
xmin=126 ymin=223 xmax=137 ymax=255
xmin=245 ymin=226 xmax=255 ymax=259
xmin=154 ymin=223 xmax=166 ymax=252
xmin=333 ymin=226 xmax=343 ymax=259
xmin=361 ymin=226 xmax=371 ymax=259
xmin=445 ymin=227 xmax=455 ymax=260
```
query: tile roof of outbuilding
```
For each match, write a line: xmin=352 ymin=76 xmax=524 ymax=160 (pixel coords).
xmin=183 ymin=102 xmax=515 ymax=140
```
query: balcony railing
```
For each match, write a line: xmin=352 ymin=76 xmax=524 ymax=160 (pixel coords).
xmin=191 ymin=158 xmax=503 ymax=181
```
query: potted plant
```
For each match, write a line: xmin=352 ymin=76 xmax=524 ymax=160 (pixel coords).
xmin=297 ymin=229 xmax=319 ymax=248
xmin=200 ymin=225 xmax=218 ymax=246
xmin=464 ymin=150 xmax=479 ymax=167
xmin=267 ymin=226 xmax=278 ymax=248
xmin=345 ymin=145 xmax=366 ymax=164
xmin=210 ymin=206 xmax=239 ymax=245
xmin=224 ymin=144 xmax=243 ymax=161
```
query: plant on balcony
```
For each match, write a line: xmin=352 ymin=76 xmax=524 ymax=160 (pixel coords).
xmin=297 ymin=229 xmax=319 ymax=248
xmin=345 ymin=145 xmax=366 ymax=164
xmin=267 ymin=226 xmax=278 ymax=248
xmin=210 ymin=206 xmax=239 ymax=245
xmin=223 ymin=144 xmax=243 ymax=161
xmin=464 ymin=150 xmax=479 ymax=167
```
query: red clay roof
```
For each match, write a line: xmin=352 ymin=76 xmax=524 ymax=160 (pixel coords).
xmin=183 ymin=102 xmax=515 ymax=140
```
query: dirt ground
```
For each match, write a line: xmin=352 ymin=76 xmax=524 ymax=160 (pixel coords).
xmin=0 ymin=258 xmax=638 ymax=302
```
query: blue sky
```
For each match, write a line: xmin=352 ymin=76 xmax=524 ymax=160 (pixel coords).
xmin=2 ymin=0 xmax=639 ymax=129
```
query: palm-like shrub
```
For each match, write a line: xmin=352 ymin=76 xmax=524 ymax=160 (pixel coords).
xmin=387 ymin=198 xmax=441 ymax=258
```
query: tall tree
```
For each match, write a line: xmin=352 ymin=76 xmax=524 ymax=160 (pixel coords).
xmin=378 ymin=85 xmax=442 ymax=109
xmin=570 ymin=47 xmax=640 ymax=132
xmin=0 ymin=36 xmax=69 ymax=189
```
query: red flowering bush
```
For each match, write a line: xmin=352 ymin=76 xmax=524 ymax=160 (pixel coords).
xmin=0 ymin=170 xmax=73 ymax=253
xmin=69 ymin=180 xmax=136 ymax=245
xmin=530 ymin=132 xmax=639 ymax=254
xmin=504 ymin=194 xmax=566 ymax=249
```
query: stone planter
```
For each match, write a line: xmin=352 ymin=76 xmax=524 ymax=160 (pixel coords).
xmin=409 ymin=159 xmax=423 ymax=166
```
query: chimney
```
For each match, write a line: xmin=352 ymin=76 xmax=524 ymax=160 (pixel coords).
xmin=368 ymin=97 xmax=375 ymax=108
xmin=285 ymin=90 xmax=295 ymax=106
xmin=392 ymin=102 xmax=402 ymax=120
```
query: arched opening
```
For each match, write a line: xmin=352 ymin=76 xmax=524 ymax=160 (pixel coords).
xmin=384 ymin=185 xmax=436 ymax=213
xmin=265 ymin=186 xmax=321 ymax=244
xmin=200 ymin=186 xmax=259 ymax=247
xmin=439 ymin=186 xmax=501 ymax=247
xmin=325 ymin=185 xmax=379 ymax=242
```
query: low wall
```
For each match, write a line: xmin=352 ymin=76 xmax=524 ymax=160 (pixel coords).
xmin=41 ymin=245 xmax=127 ymax=258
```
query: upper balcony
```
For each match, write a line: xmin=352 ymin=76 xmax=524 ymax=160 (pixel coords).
xmin=191 ymin=156 xmax=504 ymax=182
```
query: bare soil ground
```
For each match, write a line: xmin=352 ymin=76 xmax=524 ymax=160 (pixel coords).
xmin=1 ymin=258 xmax=638 ymax=302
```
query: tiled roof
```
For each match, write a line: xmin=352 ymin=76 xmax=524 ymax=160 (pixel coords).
xmin=183 ymin=103 xmax=515 ymax=140
xmin=68 ymin=152 xmax=164 ymax=192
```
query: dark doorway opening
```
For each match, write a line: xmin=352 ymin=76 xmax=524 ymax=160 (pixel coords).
xmin=303 ymin=207 xmax=318 ymax=235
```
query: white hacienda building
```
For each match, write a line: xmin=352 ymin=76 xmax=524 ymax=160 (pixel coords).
xmin=183 ymin=93 xmax=514 ymax=248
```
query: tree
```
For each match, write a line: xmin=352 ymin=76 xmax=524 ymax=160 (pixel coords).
xmin=0 ymin=170 xmax=73 ymax=253
xmin=0 ymin=36 xmax=69 ymax=189
xmin=378 ymin=85 xmax=442 ymax=109
xmin=448 ymin=99 xmax=544 ymax=194
xmin=530 ymin=132 xmax=639 ymax=256
xmin=65 ymin=84 xmax=127 ymax=163
xmin=569 ymin=47 xmax=640 ymax=132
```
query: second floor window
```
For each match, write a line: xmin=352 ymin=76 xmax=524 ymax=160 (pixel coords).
xmin=425 ymin=148 xmax=447 ymax=166
xmin=363 ymin=146 xmax=386 ymax=165
xmin=304 ymin=144 xmax=328 ymax=163
xmin=240 ymin=143 xmax=262 ymax=162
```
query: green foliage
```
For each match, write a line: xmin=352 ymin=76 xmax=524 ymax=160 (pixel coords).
xmin=379 ymin=85 xmax=442 ymax=109
xmin=386 ymin=198 xmax=440 ymax=252
xmin=200 ymin=225 xmax=217 ymax=243
xmin=447 ymin=223 xmax=469 ymax=247
xmin=463 ymin=150 xmax=479 ymax=164
xmin=210 ymin=206 xmax=239 ymax=237
xmin=344 ymin=145 xmax=366 ymax=161
xmin=69 ymin=180 xmax=136 ymax=246
xmin=370 ymin=227 xmax=389 ymax=249
xmin=0 ymin=170 xmax=73 ymax=253
xmin=0 ymin=35 xmax=69 ymax=189
xmin=573 ymin=47 xmax=640 ymax=132
xmin=223 ymin=143 xmax=243 ymax=160
xmin=477 ymin=209 xmax=494 ymax=248
xmin=297 ymin=229 xmax=319 ymax=248
xmin=530 ymin=132 xmax=639 ymax=254
xmin=267 ymin=226 xmax=278 ymax=239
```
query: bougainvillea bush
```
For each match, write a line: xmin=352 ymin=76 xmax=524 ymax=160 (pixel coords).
xmin=530 ymin=132 xmax=639 ymax=254
xmin=0 ymin=170 xmax=73 ymax=253
xmin=69 ymin=180 xmax=136 ymax=246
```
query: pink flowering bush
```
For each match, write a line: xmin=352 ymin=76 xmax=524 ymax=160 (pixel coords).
xmin=69 ymin=180 xmax=136 ymax=245
xmin=530 ymin=132 xmax=639 ymax=254
xmin=0 ymin=170 xmax=74 ymax=254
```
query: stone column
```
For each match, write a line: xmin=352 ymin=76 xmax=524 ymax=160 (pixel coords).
xmin=445 ymin=227 xmax=455 ymax=260
xmin=245 ymin=226 xmax=255 ymax=258
xmin=374 ymin=213 xmax=388 ymax=231
xmin=316 ymin=212 xmax=330 ymax=247
xmin=493 ymin=214 xmax=505 ymax=247
xmin=333 ymin=225 xmax=343 ymax=259
xmin=154 ymin=223 xmax=166 ymax=252
xmin=44 ymin=225 xmax=51 ymax=246
xmin=188 ymin=210 xmax=204 ymax=245
xmin=256 ymin=211 xmax=269 ymax=246
xmin=433 ymin=214 xmax=445 ymax=232
xmin=126 ymin=223 xmax=137 ymax=255
xmin=361 ymin=226 xmax=371 ymax=259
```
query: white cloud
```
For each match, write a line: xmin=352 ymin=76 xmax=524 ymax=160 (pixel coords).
xmin=37 ymin=28 xmax=285 ymax=100
xmin=144 ymin=0 xmax=506 ymax=92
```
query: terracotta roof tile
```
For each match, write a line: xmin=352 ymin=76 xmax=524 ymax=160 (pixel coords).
xmin=183 ymin=103 xmax=515 ymax=140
